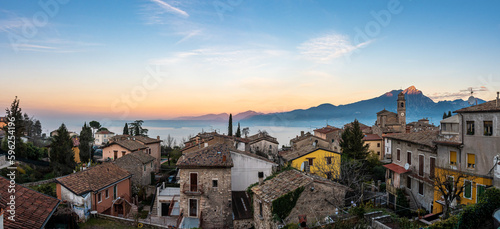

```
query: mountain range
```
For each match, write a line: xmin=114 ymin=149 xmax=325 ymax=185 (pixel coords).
xmin=173 ymin=86 xmax=485 ymax=127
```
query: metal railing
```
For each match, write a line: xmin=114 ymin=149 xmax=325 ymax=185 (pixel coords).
xmin=182 ymin=184 xmax=204 ymax=195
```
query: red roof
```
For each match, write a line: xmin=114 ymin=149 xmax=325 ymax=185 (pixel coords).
xmin=383 ymin=163 xmax=410 ymax=174
xmin=0 ymin=176 xmax=60 ymax=229
xmin=314 ymin=126 xmax=341 ymax=134
xmin=95 ymin=130 xmax=115 ymax=134
xmin=363 ymin=134 xmax=382 ymax=141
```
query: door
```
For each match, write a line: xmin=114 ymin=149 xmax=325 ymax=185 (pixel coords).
xmin=190 ymin=173 xmax=198 ymax=192
xmin=189 ymin=199 xmax=198 ymax=217
xmin=161 ymin=203 xmax=170 ymax=216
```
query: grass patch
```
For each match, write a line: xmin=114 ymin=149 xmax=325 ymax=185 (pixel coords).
xmin=78 ymin=217 xmax=137 ymax=229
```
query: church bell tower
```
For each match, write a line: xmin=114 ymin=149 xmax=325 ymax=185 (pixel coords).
xmin=397 ymin=92 xmax=406 ymax=127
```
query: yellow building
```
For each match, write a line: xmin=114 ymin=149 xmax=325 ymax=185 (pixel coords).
xmin=432 ymin=167 xmax=491 ymax=213
xmin=363 ymin=134 xmax=383 ymax=160
xmin=289 ymin=148 xmax=341 ymax=179
xmin=72 ymin=137 xmax=81 ymax=163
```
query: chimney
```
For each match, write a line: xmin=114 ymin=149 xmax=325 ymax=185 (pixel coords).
xmin=258 ymin=171 xmax=264 ymax=185
xmin=497 ymin=92 xmax=499 ymax=107
xmin=222 ymin=155 xmax=226 ymax=162
xmin=157 ymin=135 xmax=160 ymax=140
xmin=301 ymin=131 xmax=304 ymax=137
xmin=406 ymin=126 xmax=410 ymax=133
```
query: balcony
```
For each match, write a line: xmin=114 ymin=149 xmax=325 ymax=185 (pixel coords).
xmin=182 ymin=184 xmax=204 ymax=195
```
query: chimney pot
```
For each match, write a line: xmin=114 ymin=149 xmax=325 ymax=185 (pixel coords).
xmin=301 ymin=131 xmax=304 ymax=137
xmin=157 ymin=136 xmax=160 ymax=140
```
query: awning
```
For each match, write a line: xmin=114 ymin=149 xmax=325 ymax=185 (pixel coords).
xmin=383 ymin=163 xmax=410 ymax=174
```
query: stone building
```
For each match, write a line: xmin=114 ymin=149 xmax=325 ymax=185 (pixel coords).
xmin=290 ymin=131 xmax=335 ymax=151
xmin=313 ymin=125 xmax=342 ymax=149
xmin=246 ymin=132 xmax=279 ymax=161
xmin=106 ymin=135 xmax=162 ymax=172
xmin=373 ymin=91 xmax=407 ymax=136
xmin=251 ymin=169 xmax=349 ymax=229
xmin=114 ymin=151 xmax=156 ymax=187
xmin=384 ymin=130 xmax=439 ymax=212
xmin=176 ymin=144 xmax=234 ymax=228
xmin=432 ymin=98 xmax=500 ymax=213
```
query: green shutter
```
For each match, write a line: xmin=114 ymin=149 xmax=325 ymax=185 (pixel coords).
xmin=478 ymin=185 xmax=486 ymax=200
xmin=464 ymin=181 xmax=472 ymax=199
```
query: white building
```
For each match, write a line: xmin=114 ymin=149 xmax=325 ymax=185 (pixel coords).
xmin=230 ymin=150 xmax=277 ymax=191
xmin=94 ymin=130 xmax=115 ymax=146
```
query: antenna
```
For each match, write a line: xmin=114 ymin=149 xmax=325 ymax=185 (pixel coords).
xmin=467 ymin=88 xmax=476 ymax=105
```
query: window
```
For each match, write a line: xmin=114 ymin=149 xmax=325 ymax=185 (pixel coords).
xmin=113 ymin=185 xmax=117 ymax=199
xmin=401 ymin=102 xmax=404 ymax=108
xmin=467 ymin=121 xmax=475 ymax=135
xmin=464 ymin=180 xmax=472 ymax=199
xmin=189 ymin=199 xmax=198 ymax=217
xmin=122 ymin=151 xmax=126 ymax=157
xmin=418 ymin=182 xmax=424 ymax=195
xmin=419 ymin=155 xmax=424 ymax=177
xmin=407 ymin=177 xmax=412 ymax=189
xmin=105 ymin=189 xmax=109 ymax=199
xmin=397 ymin=149 xmax=401 ymax=161
xmin=259 ymin=201 xmax=263 ymax=217
xmin=477 ymin=185 xmax=486 ymax=202
xmin=430 ymin=157 xmax=436 ymax=178
xmin=326 ymin=172 xmax=333 ymax=180
xmin=308 ymin=158 xmax=314 ymax=166
xmin=326 ymin=157 xmax=332 ymax=165
xmin=144 ymin=165 xmax=146 ymax=171
xmin=377 ymin=151 xmax=380 ymax=156
xmin=97 ymin=192 xmax=102 ymax=203
xmin=484 ymin=121 xmax=493 ymax=136
xmin=450 ymin=151 xmax=457 ymax=165
xmin=407 ymin=152 xmax=412 ymax=165
xmin=467 ymin=153 xmax=475 ymax=169
xmin=377 ymin=143 xmax=381 ymax=147
xmin=114 ymin=150 xmax=118 ymax=159
xmin=151 ymin=162 xmax=153 ymax=168
xmin=212 ymin=179 xmax=218 ymax=188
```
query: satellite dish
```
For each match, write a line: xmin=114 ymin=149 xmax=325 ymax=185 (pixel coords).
xmin=468 ymin=96 xmax=476 ymax=105
xmin=404 ymin=163 xmax=410 ymax=170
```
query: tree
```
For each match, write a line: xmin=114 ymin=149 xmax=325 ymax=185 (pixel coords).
xmin=89 ymin=120 xmax=101 ymax=137
xmin=97 ymin=127 xmax=109 ymax=132
xmin=396 ymin=188 xmax=411 ymax=217
xmin=340 ymin=119 xmax=369 ymax=160
xmin=235 ymin=122 xmax=241 ymax=138
xmin=443 ymin=112 xmax=447 ymax=120
xmin=165 ymin=134 xmax=174 ymax=148
xmin=123 ymin=123 xmax=129 ymax=135
xmin=447 ymin=111 xmax=452 ymax=118
xmin=79 ymin=122 xmax=93 ymax=163
xmin=50 ymin=123 xmax=76 ymax=176
xmin=314 ymin=154 xmax=368 ymax=199
xmin=228 ymin=114 xmax=233 ymax=136
xmin=433 ymin=167 xmax=474 ymax=219
xmin=242 ymin=127 xmax=250 ymax=138
xmin=3 ymin=96 xmax=26 ymax=158
xmin=129 ymin=120 xmax=148 ymax=136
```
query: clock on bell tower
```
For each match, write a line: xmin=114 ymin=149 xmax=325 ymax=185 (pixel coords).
xmin=397 ymin=92 xmax=406 ymax=126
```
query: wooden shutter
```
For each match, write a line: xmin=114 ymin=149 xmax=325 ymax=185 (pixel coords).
xmin=419 ymin=155 xmax=424 ymax=176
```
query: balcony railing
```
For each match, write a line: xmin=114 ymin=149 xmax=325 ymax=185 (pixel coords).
xmin=182 ymin=183 xmax=204 ymax=195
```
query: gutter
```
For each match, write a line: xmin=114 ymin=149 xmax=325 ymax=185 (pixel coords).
xmin=40 ymin=200 xmax=61 ymax=229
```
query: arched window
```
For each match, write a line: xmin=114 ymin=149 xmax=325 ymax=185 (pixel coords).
xmin=400 ymin=102 xmax=404 ymax=108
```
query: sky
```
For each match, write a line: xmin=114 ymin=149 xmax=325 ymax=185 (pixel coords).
xmin=1 ymin=0 xmax=500 ymax=125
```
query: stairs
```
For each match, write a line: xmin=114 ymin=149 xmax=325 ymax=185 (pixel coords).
xmin=151 ymin=197 xmax=158 ymax=216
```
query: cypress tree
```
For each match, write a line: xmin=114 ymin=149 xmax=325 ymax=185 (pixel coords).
xmin=443 ymin=112 xmax=447 ymax=120
xmin=228 ymin=114 xmax=233 ymax=136
xmin=235 ymin=122 xmax=241 ymax=138
xmin=79 ymin=122 xmax=92 ymax=163
xmin=123 ymin=123 xmax=129 ymax=135
xmin=447 ymin=111 xmax=452 ymax=118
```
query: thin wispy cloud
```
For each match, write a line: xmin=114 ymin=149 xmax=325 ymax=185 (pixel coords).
xmin=149 ymin=0 xmax=189 ymax=18
xmin=298 ymin=33 xmax=372 ymax=63
xmin=176 ymin=29 xmax=202 ymax=44
xmin=429 ymin=86 xmax=489 ymax=101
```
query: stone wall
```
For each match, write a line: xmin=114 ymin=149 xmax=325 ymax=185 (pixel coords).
xmin=252 ymin=194 xmax=274 ymax=229
xmin=178 ymin=167 xmax=233 ymax=228
xmin=233 ymin=218 xmax=253 ymax=229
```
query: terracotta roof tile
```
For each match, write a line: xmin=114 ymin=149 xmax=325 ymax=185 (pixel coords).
xmin=314 ymin=125 xmax=341 ymax=134
xmin=363 ymin=134 xmax=382 ymax=141
xmin=95 ymin=130 xmax=115 ymax=135
xmin=108 ymin=139 xmax=148 ymax=151
xmin=251 ymin=170 xmax=314 ymax=203
xmin=454 ymin=100 xmax=500 ymax=113
xmin=385 ymin=130 xmax=438 ymax=148
xmin=114 ymin=151 xmax=155 ymax=165
xmin=0 ymin=176 xmax=60 ymax=229
xmin=56 ymin=163 xmax=131 ymax=195
xmin=383 ymin=163 xmax=410 ymax=174
xmin=177 ymin=143 xmax=233 ymax=168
